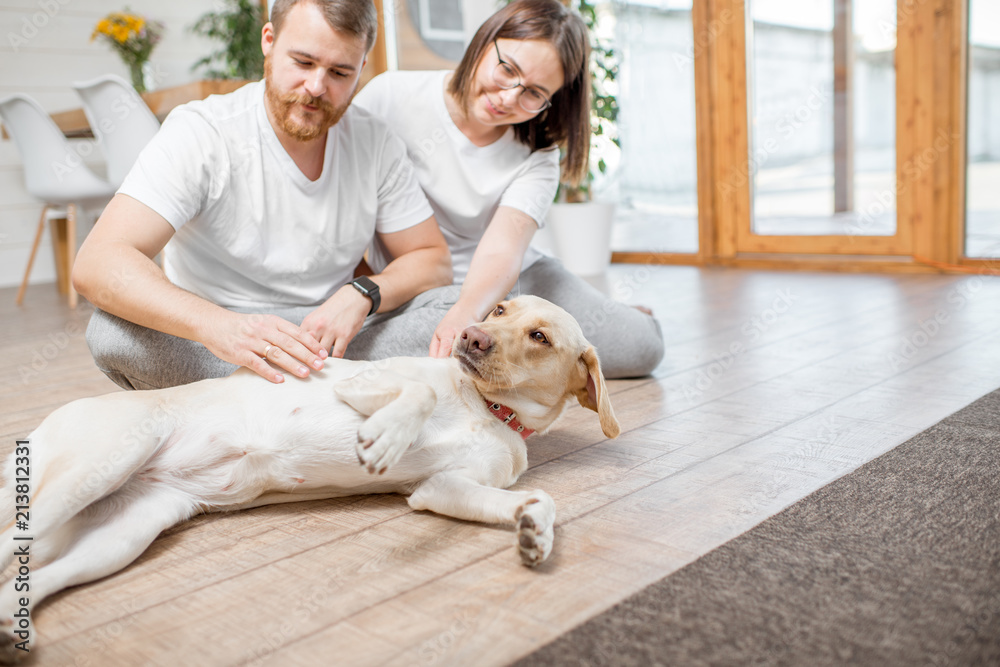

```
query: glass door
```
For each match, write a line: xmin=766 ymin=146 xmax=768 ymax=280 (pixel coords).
xmin=738 ymin=0 xmax=908 ymax=255
xmin=613 ymin=0 xmax=700 ymax=255
xmin=964 ymin=0 xmax=1000 ymax=259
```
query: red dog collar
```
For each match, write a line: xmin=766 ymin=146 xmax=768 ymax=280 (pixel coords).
xmin=486 ymin=401 xmax=535 ymax=439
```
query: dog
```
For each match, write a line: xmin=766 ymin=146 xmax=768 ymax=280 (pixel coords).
xmin=0 ymin=295 xmax=619 ymax=661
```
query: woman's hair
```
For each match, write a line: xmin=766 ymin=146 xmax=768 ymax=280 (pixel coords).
xmin=449 ymin=0 xmax=591 ymax=186
xmin=269 ymin=0 xmax=378 ymax=54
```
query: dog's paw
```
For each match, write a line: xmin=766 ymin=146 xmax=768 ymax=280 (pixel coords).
xmin=355 ymin=412 xmax=420 ymax=475
xmin=515 ymin=491 xmax=555 ymax=567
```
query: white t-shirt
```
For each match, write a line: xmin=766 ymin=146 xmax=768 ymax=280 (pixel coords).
xmin=119 ymin=80 xmax=433 ymax=308
xmin=352 ymin=70 xmax=560 ymax=282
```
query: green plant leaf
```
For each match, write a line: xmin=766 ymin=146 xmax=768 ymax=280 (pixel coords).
xmin=189 ymin=0 xmax=265 ymax=80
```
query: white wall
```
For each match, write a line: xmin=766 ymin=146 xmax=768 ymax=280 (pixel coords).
xmin=0 ymin=0 xmax=223 ymax=289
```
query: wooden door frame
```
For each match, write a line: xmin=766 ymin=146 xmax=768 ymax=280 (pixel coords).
xmin=360 ymin=0 xmax=390 ymax=87
xmin=733 ymin=0 xmax=911 ymax=257
xmin=615 ymin=0 xmax=976 ymax=274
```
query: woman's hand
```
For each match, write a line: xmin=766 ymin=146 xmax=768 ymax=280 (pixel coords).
xmin=429 ymin=304 xmax=483 ymax=358
xmin=427 ymin=207 xmax=538 ymax=358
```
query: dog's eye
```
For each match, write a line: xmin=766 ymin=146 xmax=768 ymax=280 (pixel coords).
xmin=492 ymin=305 xmax=505 ymax=317
xmin=531 ymin=331 xmax=549 ymax=345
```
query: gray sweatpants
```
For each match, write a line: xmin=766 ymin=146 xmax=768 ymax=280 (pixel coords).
xmin=86 ymin=257 xmax=664 ymax=390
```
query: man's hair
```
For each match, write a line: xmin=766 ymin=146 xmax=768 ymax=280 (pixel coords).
xmin=448 ymin=0 xmax=590 ymax=186
xmin=270 ymin=0 xmax=378 ymax=53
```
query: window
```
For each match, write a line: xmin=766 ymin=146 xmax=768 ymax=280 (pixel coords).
xmin=965 ymin=0 xmax=1000 ymax=259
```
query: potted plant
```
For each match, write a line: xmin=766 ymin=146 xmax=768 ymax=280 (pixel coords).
xmin=561 ymin=0 xmax=620 ymax=202
xmin=91 ymin=11 xmax=164 ymax=93
xmin=539 ymin=0 xmax=622 ymax=275
xmin=190 ymin=0 xmax=266 ymax=80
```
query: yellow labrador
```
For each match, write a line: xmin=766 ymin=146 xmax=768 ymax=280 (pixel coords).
xmin=0 ymin=295 xmax=618 ymax=661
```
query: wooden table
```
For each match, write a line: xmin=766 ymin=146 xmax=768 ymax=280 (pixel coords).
xmin=2 ymin=79 xmax=252 ymax=139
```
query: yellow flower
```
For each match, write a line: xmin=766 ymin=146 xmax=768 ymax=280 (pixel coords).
xmin=90 ymin=18 xmax=111 ymax=41
xmin=90 ymin=9 xmax=164 ymax=86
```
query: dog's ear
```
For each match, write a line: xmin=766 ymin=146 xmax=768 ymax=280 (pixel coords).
xmin=575 ymin=346 xmax=620 ymax=438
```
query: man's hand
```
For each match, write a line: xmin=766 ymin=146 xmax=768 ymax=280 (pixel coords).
xmin=203 ymin=312 xmax=328 ymax=383
xmin=429 ymin=304 xmax=481 ymax=358
xmin=301 ymin=284 xmax=373 ymax=358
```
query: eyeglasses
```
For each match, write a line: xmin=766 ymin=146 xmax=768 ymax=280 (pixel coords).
xmin=492 ymin=40 xmax=552 ymax=113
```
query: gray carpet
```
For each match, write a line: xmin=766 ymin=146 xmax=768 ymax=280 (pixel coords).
xmin=516 ymin=388 xmax=1000 ymax=666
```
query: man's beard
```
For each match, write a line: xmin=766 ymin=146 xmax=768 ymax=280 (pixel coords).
xmin=264 ymin=56 xmax=349 ymax=141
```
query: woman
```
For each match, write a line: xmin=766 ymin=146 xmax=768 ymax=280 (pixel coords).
xmin=353 ymin=0 xmax=663 ymax=377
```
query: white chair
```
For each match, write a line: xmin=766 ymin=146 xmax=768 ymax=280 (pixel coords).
xmin=0 ymin=94 xmax=117 ymax=307
xmin=72 ymin=74 xmax=161 ymax=188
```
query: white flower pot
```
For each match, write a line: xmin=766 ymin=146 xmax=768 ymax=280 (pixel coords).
xmin=545 ymin=201 xmax=616 ymax=276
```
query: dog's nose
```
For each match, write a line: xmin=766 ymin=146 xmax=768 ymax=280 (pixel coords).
xmin=459 ymin=326 xmax=494 ymax=356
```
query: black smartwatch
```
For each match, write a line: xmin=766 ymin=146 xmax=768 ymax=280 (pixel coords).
xmin=349 ymin=276 xmax=380 ymax=316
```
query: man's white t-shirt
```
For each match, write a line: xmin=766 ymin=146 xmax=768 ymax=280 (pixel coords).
xmin=352 ymin=70 xmax=560 ymax=282
xmin=119 ymin=80 xmax=433 ymax=309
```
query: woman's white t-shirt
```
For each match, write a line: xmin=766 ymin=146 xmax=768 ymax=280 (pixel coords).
xmin=353 ymin=70 xmax=560 ymax=282
xmin=119 ymin=81 xmax=432 ymax=308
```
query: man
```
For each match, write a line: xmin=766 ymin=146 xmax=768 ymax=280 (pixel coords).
xmin=74 ymin=0 xmax=454 ymax=390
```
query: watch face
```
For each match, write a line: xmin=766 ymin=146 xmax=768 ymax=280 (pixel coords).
xmin=354 ymin=277 xmax=378 ymax=294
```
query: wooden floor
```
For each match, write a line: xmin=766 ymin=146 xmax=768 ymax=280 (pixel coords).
xmin=3 ymin=266 xmax=1000 ymax=666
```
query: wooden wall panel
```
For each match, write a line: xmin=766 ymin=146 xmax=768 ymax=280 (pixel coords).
xmin=707 ymin=0 xmax=749 ymax=260
xmin=898 ymin=0 xmax=967 ymax=266
xmin=361 ymin=0 xmax=389 ymax=86
xmin=392 ymin=0 xmax=457 ymax=71
xmin=903 ymin=0 xmax=938 ymax=260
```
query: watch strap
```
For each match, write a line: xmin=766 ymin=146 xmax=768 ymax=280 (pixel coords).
xmin=350 ymin=277 xmax=380 ymax=316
